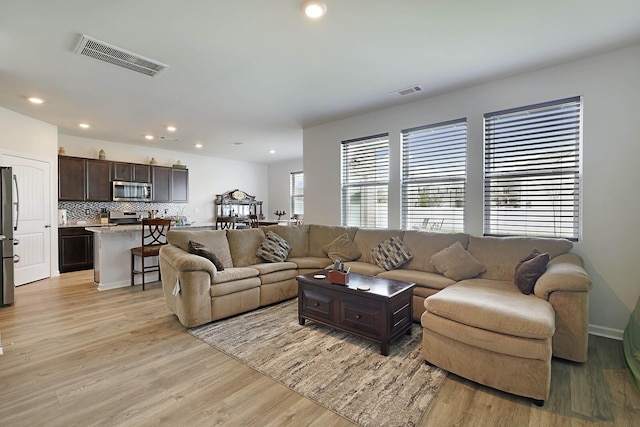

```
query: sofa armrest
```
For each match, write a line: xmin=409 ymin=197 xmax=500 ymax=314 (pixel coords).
xmin=160 ymin=245 xmax=217 ymax=277
xmin=534 ymin=253 xmax=592 ymax=300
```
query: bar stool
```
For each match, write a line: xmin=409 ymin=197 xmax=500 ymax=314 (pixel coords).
xmin=131 ymin=218 xmax=171 ymax=290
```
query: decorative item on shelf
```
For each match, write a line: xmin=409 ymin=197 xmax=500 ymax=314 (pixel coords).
xmin=274 ymin=210 xmax=286 ymax=220
xmin=58 ymin=147 xmax=66 ymax=155
xmin=98 ymin=149 xmax=106 ymax=160
xmin=172 ymin=160 xmax=187 ymax=169
xmin=150 ymin=157 xmax=157 ymax=165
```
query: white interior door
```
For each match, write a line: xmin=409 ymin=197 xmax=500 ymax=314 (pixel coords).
xmin=1 ymin=154 xmax=51 ymax=285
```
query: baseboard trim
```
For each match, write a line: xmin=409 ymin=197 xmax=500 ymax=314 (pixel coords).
xmin=589 ymin=324 xmax=623 ymax=341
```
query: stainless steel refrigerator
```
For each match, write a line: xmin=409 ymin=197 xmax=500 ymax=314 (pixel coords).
xmin=1 ymin=166 xmax=17 ymax=306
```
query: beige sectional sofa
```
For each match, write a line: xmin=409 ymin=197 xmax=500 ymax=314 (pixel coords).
xmin=159 ymin=223 xmax=591 ymax=403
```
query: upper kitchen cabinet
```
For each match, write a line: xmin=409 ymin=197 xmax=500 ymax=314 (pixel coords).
xmin=59 ymin=156 xmax=86 ymax=201
xmin=86 ymin=159 xmax=112 ymax=201
xmin=151 ymin=165 xmax=171 ymax=202
xmin=171 ymin=168 xmax=189 ymax=202
xmin=112 ymin=162 xmax=150 ymax=183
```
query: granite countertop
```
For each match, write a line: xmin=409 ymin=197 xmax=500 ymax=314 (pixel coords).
xmin=60 ymin=222 xmax=118 ymax=228
xmin=85 ymin=222 xmax=216 ymax=233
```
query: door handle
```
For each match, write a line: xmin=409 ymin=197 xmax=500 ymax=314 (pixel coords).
xmin=44 ymin=224 xmax=51 ymax=228
xmin=13 ymin=254 xmax=20 ymax=264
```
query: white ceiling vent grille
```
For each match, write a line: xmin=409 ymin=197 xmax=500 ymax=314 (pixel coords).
xmin=391 ymin=85 xmax=423 ymax=97
xmin=73 ymin=35 xmax=168 ymax=77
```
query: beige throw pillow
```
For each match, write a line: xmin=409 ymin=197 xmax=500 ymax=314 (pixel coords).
xmin=430 ymin=241 xmax=486 ymax=281
xmin=323 ymin=233 xmax=362 ymax=262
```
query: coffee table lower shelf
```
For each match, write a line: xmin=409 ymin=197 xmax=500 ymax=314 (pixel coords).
xmin=297 ymin=271 xmax=414 ymax=356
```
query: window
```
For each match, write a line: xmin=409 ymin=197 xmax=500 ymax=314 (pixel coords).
xmin=402 ymin=119 xmax=467 ymax=232
xmin=341 ymin=134 xmax=389 ymax=228
xmin=484 ymin=96 xmax=582 ymax=240
xmin=290 ymin=171 xmax=304 ymax=216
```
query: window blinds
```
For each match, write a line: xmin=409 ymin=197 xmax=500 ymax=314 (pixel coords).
xmin=341 ymin=134 xmax=389 ymax=228
xmin=484 ymin=96 xmax=582 ymax=240
xmin=290 ymin=171 xmax=304 ymax=215
xmin=401 ymin=119 xmax=467 ymax=232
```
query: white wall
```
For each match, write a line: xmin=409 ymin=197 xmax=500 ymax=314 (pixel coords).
xmin=303 ymin=44 xmax=640 ymax=336
xmin=0 ymin=106 xmax=59 ymax=277
xmin=268 ymin=158 xmax=303 ymax=219
xmin=59 ymin=135 xmax=269 ymax=223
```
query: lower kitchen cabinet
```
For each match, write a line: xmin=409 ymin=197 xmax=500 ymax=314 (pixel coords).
xmin=59 ymin=227 xmax=94 ymax=272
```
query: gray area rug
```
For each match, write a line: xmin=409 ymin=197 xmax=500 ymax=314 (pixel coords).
xmin=189 ymin=299 xmax=447 ymax=427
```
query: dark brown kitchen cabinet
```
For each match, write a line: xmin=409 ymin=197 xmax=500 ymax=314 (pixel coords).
xmin=58 ymin=156 xmax=86 ymax=201
xmin=86 ymin=159 xmax=112 ymax=201
xmin=59 ymin=227 xmax=93 ymax=272
xmin=171 ymin=168 xmax=189 ymax=202
xmin=151 ymin=166 xmax=171 ymax=202
xmin=112 ymin=162 xmax=150 ymax=183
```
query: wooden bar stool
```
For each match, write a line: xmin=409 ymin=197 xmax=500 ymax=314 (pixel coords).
xmin=131 ymin=218 xmax=171 ymax=290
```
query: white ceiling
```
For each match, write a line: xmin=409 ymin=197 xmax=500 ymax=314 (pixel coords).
xmin=1 ymin=0 xmax=639 ymax=164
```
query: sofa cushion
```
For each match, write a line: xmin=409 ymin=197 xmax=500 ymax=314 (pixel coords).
xmin=188 ymin=240 xmax=224 ymax=271
xmin=167 ymin=229 xmax=233 ymax=268
xmin=260 ymin=224 xmax=309 ymax=258
xmin=371 ymin=236 xmax=413 ymax=270
xmin=467 ymin=235 xmax=572 ymax=281
xmin=248 ymin=261 xmax=298 ymax=275
xmin=323 ymin=233 xmax=362 ymax=262
xmin=378 ymin=269 xmax=456 ymax=291
xmin=354 ymin=229 xmax=404 ymax=265
xmin=226 ymin=228 xmax=266 ymax=267
xmin=342 ymin=261 xmax=384 ymax=276
xmin=514 ymin=249 xmax=550 ymax=294
xmin=308 ymin=225 xmax=358 ymax=257
xmin=212 ymin=267 xmax=260 ymax=284
xmin=402 ymin=231 xmax=470 ymax=273
xmin=430 ymin=241 xmax=486 ymax=281
xmin=256 ymin=231 xmax=291 ymax=263
xmin=287 ymin=256 xmax=332 ymax=269
xmin=424 ymin=279 xmax=555 ymax=340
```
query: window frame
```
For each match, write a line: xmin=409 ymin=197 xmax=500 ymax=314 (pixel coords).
xmin=341 ymin=133 xmax=390 ymax=229
xmin=483 ymin=96 xmax=582 ymax=240
xmin=290 ymin=171 xmax=304 ymax=216
xmin=401 ymin=118 xmax=467 ymax=233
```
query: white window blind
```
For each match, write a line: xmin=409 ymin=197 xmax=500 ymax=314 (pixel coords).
xmin=484 ymin=96 xmax=582 ymax=240
xmin=341 ymin=134 xmax=389 ymax=228
xmin=401 ymin=119 xmax=467 ymax=232
xmin=290 ymin=171 xmax=304 ymax=215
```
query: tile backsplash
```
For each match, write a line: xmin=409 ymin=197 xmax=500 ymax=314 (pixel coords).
xmin=58 ymin=201 xmax=187 ymax=223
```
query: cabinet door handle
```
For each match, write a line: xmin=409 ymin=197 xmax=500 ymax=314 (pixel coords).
xmin=45 ymin=224 xmax=51 ymax=228
xmin=355 ymin=314 xmax=361 ymax=319
xmin=313 ymin=302 xmax=320 ymax=307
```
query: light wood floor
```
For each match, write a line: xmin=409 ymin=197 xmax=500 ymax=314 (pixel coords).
xmin=0 ymin=271 xmax=639 ymax=426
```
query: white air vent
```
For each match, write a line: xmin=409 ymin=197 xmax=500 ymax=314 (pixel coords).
xmin=391 ymin=85 xmax=423 ymax=97
xmin=73 ymin=35 xmax=169 ymax=77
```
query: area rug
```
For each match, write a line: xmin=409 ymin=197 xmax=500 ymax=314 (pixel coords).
xmin=189 ymin=299 xmax=447 ymax=427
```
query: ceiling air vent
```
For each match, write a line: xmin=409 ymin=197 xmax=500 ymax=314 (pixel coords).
xmin=73 ymin=35 xmax=169 ymax=77
xmin=391 ymin=85 xmax=423 ymax=97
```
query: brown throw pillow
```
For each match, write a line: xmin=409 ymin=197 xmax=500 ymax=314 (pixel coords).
xmin=430 ymin=241 xmax=486 ymax=281
xmin=323 ymin=233 xmax=362 ymax=262
xmin=514 ymin=249 xmax=550 ymax=294
xmin=188 ymin=240 xmax=224 ymax=271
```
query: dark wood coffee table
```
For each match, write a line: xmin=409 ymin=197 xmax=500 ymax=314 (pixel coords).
xmin=297 ymin=270 xmax=415 ymax=356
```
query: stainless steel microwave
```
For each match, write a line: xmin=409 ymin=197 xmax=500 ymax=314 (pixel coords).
xmin=112 ymin=181 xmax=152 ymax=202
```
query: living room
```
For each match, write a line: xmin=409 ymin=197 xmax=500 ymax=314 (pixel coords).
xmin=1 ymin=1 xmax=640 ymax=425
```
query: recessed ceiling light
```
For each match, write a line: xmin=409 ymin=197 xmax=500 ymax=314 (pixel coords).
xmin=144 ymin=135 xmax=154 ymax=140
xmin=302 ymin=1 xmax=327 ymax=19
xmin=79 ymin=123 xmax=90 ymax=129
xmin=28 ymin=97 xmax=45 ymax=104
xmin=194 ymin=143 xmax=203 ymax=148
xmin=269 ymin=149 xmax=276 ymax=154
xmin=166 ymin=126 xmax=177 ymax=132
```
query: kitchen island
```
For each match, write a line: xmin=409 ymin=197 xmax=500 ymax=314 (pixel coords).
xmin=86 ymin=222 xmax=216 ymax=290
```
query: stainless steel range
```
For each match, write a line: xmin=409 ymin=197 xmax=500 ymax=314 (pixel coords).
xmin=108 ymin=211 xmax=150 ymax=224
